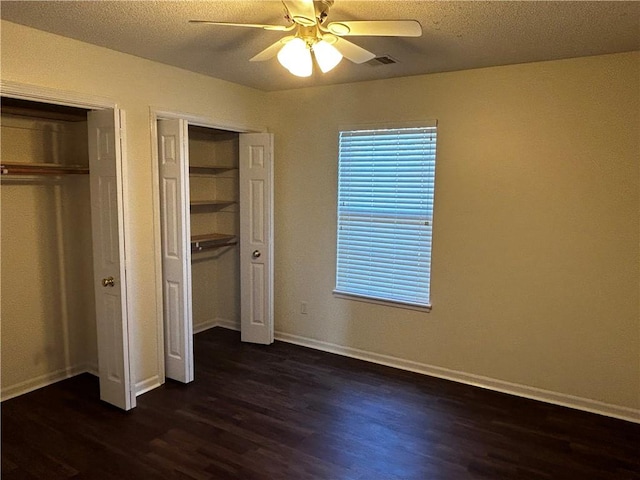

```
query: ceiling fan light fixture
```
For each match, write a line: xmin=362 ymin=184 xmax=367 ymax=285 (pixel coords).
xmin=292 ymin=15 xmax=317 ymax=27
xmin=327 ymin=22 xmax=350 ymax=35
xmin=277 ymin=37 xmax=313 ymax=77
xmin=313 ymin=40 xmax=343 ymax=73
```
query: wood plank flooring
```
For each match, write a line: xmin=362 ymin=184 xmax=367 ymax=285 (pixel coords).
xmin=2 ymin=327 xmax=639 ymax=479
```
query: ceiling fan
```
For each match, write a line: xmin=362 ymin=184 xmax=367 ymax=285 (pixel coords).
xmin=190 ymin=0 xmax=422 ymax=77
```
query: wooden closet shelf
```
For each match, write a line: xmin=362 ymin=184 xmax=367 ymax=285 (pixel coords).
xmin=190 ymin=200 xmax=236 ymax=209
xmin=1 ymin=162 xmax=89 ymax=176
xmin=189 ymin=165 xmax=237 ymax=175
xmin=191 ymin=233 xmax=237 ymax=253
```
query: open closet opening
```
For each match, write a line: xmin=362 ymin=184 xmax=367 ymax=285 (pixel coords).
xmin=2 ymin=94 xmax=134 ymax=410
xmin=156 ymin=118 xmax=275 ymax=385
xmin=157 ymin=120 xmax=241 ymax=383
xmin=188 ymin=126 xmax=241 ymax=335
xmin=1 ymin=97 xmax=97 ymax=399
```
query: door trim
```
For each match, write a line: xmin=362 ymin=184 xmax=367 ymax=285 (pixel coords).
xmin=1 ymin=80 xmax=116 ymax=110
xmin=149 ymin=107 xmax=267 ymax=383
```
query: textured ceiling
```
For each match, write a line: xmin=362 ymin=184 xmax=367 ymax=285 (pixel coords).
xmin=2 ymin=1 xmax=639 ymax=91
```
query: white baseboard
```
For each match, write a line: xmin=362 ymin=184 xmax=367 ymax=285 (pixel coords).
xmin=86 ymin=362 xmax=99 ymax=376
xmin=135 ymin=375 xmax=163 ymax=397
xmin=214 ymin=317 xmax=240 ymax=331
xmin=11 ymin=325 xmax=634 ymax=423
xmin=193 ymin=319 xmax=218 ymax=334
xmin=1 ymin=364 xmax=92 ymax=402
xmin=1 ymin=363 xmax=161 ymax=401
xmin=274 ymin=330 xmax=640 ymax=424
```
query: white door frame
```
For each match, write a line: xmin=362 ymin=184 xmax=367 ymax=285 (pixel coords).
xmin=1 ymin=80 xmax=135 ymax=406
xmin=149 ymin=108 xmax=268 ymax=383
xmin=1 ymin=80 xmax=117 ymax=112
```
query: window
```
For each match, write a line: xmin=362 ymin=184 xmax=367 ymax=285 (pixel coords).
xmin=334 ymin=123 xmax=437 ymax=311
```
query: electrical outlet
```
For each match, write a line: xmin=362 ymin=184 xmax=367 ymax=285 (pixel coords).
xmin=300 ymin=302 xmax=308 ymax=315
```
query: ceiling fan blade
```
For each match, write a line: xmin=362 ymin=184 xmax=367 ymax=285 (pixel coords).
xmin=330 ymin=37 xmax=376 ymax=64
xmin=326 ymin=20 xmax=422 ymax=37
xmin=281 ymin=0 xmax=317 ymax=27
xmin=250 ymin=36 xmax=295 ymax=62
xmin=189 ymin=20 xmax=293 ymax=32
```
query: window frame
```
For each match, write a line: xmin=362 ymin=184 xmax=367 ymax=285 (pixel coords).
xmin=333 ymin=120 xmax=437 ymax=312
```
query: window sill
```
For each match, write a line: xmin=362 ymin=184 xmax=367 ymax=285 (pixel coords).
xmin=333 ymin=290 xmax=432 ymax=313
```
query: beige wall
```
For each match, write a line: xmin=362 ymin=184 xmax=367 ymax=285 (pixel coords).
xmin=1 ymin=20 xmax=267 ymax=393
xmin=2 ymin=19 xmax=638 ymax=417
xmin=1 ymin=114 xmax=96 ymax=396
xmin=266 ymin=52 xmax=639 ymax=413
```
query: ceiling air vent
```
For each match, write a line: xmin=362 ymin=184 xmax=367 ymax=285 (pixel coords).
xmin=367 ymin=55 xmax=398 ymax=66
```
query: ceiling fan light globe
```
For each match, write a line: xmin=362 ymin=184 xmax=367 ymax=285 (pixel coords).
xmin=277 ymin=38 xmax=313 ymax=77
xmin=313 ymin=40 xmax=343 ymax=73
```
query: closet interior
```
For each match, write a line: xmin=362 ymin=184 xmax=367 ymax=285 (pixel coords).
xmin=187 ymin=125 xmax=241 ymax=333
xmin=0 ymin=97 xmax=98 ymax=399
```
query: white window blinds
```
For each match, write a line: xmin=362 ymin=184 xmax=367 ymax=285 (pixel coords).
xmin=335 ymin=124 xmax=437 ymax=309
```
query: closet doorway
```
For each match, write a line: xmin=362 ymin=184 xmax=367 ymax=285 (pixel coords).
xmin=1 ymin=91 xmax=134 ymax=410
xmin=155 ymin=115 xmax=274 ymax=384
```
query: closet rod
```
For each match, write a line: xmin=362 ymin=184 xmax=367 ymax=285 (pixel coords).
xmin=1 ymin=163 xmax=89 ymax=176
xmin=191 ymin=241 xmax=237 ymax=253
xmin=191 ymin=233 xmax=238 ymax=253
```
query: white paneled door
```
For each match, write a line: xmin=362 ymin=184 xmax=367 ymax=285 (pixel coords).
xmin=88 ymin=109 xmax=135 ymax=410
xmin=239 ymin=134 xmax=274 ymax=345
xmin=157 ymin=119 xmax=194 ymax=383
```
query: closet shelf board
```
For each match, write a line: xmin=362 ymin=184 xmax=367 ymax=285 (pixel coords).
xmin=189 ymin=165 xmax=237 ymax=176
xmin=190 ymin=200 xmax=236 ymax=208
xmin=1 ymin=162 xmax=89 ymax=176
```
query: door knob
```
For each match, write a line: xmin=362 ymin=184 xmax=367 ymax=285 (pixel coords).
xmin=252 ymin=250 xmax=261 ymax=259
xmin=102 ymin=276 xmax=115 ymax=287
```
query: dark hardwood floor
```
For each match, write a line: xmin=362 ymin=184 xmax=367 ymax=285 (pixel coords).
xmin=2 ymin=327 xmax=639 ymax=479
